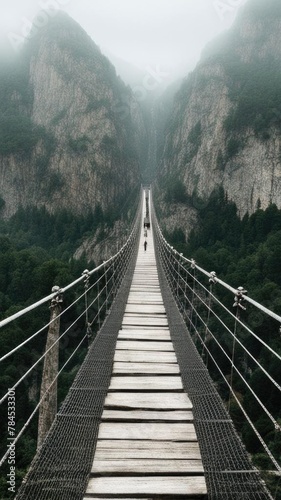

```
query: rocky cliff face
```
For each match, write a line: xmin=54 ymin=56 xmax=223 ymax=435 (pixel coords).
xmin=159 ymin=0 xmax=281 ymax=219
xmin=0 ymin=12 xmax=145 ymax=219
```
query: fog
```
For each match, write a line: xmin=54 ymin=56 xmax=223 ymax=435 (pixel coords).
xmin=0 ymin=0 xmax=248 ymax=85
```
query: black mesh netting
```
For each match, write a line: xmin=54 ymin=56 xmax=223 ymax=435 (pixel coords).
xmin=15 ymin=255 xmax=138 ymax=500
xmin=154 ymin=224 xmax=272 ymax=500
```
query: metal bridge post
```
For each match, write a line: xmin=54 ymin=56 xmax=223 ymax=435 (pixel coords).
xmin=190 ymin=259 xmax=197 ymax=336
xmin=83 ymin=270 xmax=92 ymax=348
xmin=229 ymin=286 xmax=247 ymax=410
xmin=37 ymin=286 xmax=63 ymax=450
xmin=202 ymin=272 xmax=217 ymax=365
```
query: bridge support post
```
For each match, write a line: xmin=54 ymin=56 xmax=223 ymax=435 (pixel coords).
xmin=37 ymin=286 xmax=63 ymax=450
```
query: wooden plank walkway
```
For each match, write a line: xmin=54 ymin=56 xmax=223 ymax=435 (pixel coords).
xmin=84 ymin=192 xmax=207 ymax=499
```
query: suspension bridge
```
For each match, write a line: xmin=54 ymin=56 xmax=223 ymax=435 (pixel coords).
xmin=0 ymin=188 xmax=280 ymax=499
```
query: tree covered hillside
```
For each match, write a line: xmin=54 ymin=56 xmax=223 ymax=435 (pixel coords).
xmin=159 ymin=187 xmax=281 ymax=496
xmin=0 ymin=203 xmax=117 ymax=497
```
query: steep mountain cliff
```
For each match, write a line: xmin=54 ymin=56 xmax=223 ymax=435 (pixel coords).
xmin=158 ymin=0 xmax=281 ymax=220
xmin=0 ymin=12 xmax=145 ymax=219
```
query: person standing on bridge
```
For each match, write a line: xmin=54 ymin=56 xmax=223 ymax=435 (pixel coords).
xmin=144 ymin=239 xmax=147 ymax=251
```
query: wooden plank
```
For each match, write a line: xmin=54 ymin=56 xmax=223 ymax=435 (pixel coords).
xmin=123 ymin=310 xmax=166 ymax=314
xmin=84 ymin=498 xmax=151 ymax=500
xmin=86 ymin=476 xmax=207 ymax=496
xmin=131 ymin=282 xmax=160 ymax=286
xmin=133 ymin=275 xmax=158 ymax=279
xmin=123 ymin=316 xmax=168 ymax=324
xmin=104 ymin=392 xmax=192 ymax=410
xmin=130 ymin=287 xmax=161 ymax=291
xmin=122 ymin=317 xmax=168 ymax=326
xmin=92 ymin=459 xmax=204 ymax=474
xmin=115 ymin=341 xmax=174 ymax=351
xmin=120 ymin=328 xmax=170 ymax=334
xmin=101 ymin=409 xmax=193 ymax=421
xmin=132 ymin=276 xmax=159 ymax=280
xmin=127 ymin=300 xmax=163 ymax=304
xmin=117 ymin=331 xmax=171 ymax=340
xmin=127 ymin=297 xmax=163 ymax=302
xmin=112 ymin=362 xmax=179 ymax=374
xmin=131 ymin=283 xmax=160 ymax=286
xmin=97 ymin=423 xmax=196 ymax=441
xmin=131 ymin=285 xmax=160 ymax=289
xmin=124 ymin=313 xmax=166 ymax=317
xmin=109 ymin=376 xmax=183 ymax=391
xmin=95 ymin=440 xmax=201 ymax=459
xmin=114 ymin=351 xmax=177 ymax=363
xmin=121 ymin=325 xmax=169 ymax=331
xmin=125 ymin=304 xmax=166 ymax=313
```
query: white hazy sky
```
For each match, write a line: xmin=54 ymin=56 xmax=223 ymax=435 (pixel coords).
xmin=0 ymin=0 xmax=248 ymax=77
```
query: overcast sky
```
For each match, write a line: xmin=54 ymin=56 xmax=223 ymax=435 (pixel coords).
xmin=0 ymin=0 xmax=248 ymax=81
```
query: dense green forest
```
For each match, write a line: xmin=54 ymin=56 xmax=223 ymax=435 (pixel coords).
xmin=160 ymin=187 xmax=281 ymax=497
xmin=0 ymin=204 xmax=116 ymax=498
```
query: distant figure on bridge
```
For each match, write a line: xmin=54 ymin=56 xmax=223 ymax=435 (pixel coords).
xmin=144 ymin=240 xmax=147 ymax=251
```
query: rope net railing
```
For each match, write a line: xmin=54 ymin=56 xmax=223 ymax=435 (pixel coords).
xmin=152 ymin=204 xmax=280 ymax=499
xmin=0 ymin=194 xmax=142 ymax=499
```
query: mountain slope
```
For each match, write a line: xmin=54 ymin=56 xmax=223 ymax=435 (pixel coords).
xmin=0 ymin=12 xmax=145 ymax=219
xmin=158 ymin=0 xmax=281 ymax=218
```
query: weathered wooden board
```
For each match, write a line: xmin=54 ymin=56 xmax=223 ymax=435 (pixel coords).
xmin=130 ymin=287 xmax=161 ymax=292
xmin=127 ymin=295 xmax=163 ymax=301
xmin=125 ymin=304 xmax=166 ymax=313
xmin=112 ymin=362 xmax=179 ymax=374
xmin=95 ymin=440 xmax=201 ymax=459
xmin=122 ymin=316 xmax=168 ymax=326
xmin=124 ymin=313 xmax=167 ymax=319
xmin=97 ymin=422 xmax=197 ymax=441
xmin=127 ymin=297 xmax=163 ymax=302
xmin=86 ymin=476 xmax=207 ymax=496
xmin=115 ymin=341 xmax=174 ymax=351
xmin=109 ymin=376 xmax=183 ymax=391
xmin=101 ymin=409 xmax=193 ymax=421
xmin=132 ymin=275 xmax=159 ymax=279
xmin=131 ymin=282 xmax=159 ymax=286
xmin=129 ymin=280 xmax=160 ymax=284
xmin=127 ymin=300 xmax=163 ymax=305
xmin=127 ymin=301 xmax=163 ymax=306
xmin=83 ymin=498 xmax=151 ymax=500
xmin=92 ymin=459 xmax=204 ymax=474
xmin=119 ymin=329 xmax=170 ymax=335
xmin=117 ymin=331 xmax=171 ymax=340
xmin=104 ymin=392 xmax=193 ymax=410
xmin=133 ymin=275 xmax=158 ymax=279
xmin=113 ymin=350 xmax=177 ymax=363
xmin=128 ymin=288 xmax=161 ymax=292
xmin=121 ymin=325 xmax=170 ymax=331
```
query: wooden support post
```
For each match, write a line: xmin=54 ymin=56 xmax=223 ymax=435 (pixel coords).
xmin=37 ymin=286 xmax=62 ymax=450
